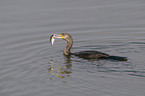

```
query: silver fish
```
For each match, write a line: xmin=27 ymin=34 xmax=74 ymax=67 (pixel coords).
xmin=50 ymin=34 xmax=55 ymax=46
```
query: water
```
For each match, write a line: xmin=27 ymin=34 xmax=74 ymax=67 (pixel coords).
xmin=0 ymin=0 xmax=145 ymax=96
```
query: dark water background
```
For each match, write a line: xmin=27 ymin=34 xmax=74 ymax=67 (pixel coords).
xmin=0 ymin=0 xmax=145 ymax=96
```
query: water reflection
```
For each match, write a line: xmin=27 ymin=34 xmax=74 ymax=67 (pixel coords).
xmin=48 ymin=55 xmax=72 ymax=80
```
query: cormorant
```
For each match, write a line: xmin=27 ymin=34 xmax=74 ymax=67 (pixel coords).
xmin=50 ymin=33 xmax=127 ymax=61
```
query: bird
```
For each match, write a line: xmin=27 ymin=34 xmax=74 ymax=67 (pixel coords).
xmin=50 ymin=33 xmax=127 ymax=61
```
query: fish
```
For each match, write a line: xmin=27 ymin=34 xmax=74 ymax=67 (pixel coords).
xmin=50 ymin=34 xmax=55 ymax=46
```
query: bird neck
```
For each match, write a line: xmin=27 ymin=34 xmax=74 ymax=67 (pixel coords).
xmin=64 ymin=38 xmax=73 ymax=56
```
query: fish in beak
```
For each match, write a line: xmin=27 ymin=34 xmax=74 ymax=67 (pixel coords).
xmin=50 ymin=34 xmax=64 ymax=46
xmin=50 ymin=34 xmax=55 ymax=46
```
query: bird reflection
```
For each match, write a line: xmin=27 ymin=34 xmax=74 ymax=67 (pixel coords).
xmin=48 ymin=55 xmax=72 ymax=80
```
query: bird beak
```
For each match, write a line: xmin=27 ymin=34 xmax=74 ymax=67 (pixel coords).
xmin=50 ymin=34 xmax=64 ymax=46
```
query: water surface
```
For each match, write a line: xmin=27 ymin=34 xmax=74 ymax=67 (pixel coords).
xmin=0 ymin=0 xmax=145 ymax=96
